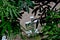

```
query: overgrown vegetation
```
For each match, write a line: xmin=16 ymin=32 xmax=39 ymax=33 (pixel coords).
xmin=0 ymin=0 xmax=60 ymax=40
xmin=32 ymin=0 xmax=60 ymax=40
xmin=41 ymin=10 xmax=60 ymax=40
xmin=0 ymin=0 xmax=34 ymax=40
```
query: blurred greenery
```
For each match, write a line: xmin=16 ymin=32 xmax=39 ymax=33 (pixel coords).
xmin=0 ymin=0 xmax=60 ymax=40
xmin=0 ymin=0 xmax=34 ymax=40
xmin=42 ymin=10 xmax=60 ymax=40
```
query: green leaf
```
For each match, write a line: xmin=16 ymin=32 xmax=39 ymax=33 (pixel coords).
xmin=9 ymin=8 xmax=13 ymax=19
xmin=7 ymin=23 xmax=12 ymax=35
xmin=12 ymin=8 xmax=18 ymax=18
xmin=1 ymin=22 xmax=8 ymax=34
xmin=25 ymin=0 xmax=34 ymax=7
xmin=5 ymin=7 xmax=9 ymax=18
xmin=1 ymin=12 xmax=4 ymax=21
xmin=0 ymin=22 xmax=7 ymax=27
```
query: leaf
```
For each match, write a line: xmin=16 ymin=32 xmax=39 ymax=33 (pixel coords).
xmin=7 ymin=23 xmax=12 ymax=35
xmin=34 ymin=36 xmax=41 ymax=40
xmin=1 ymin=22 xmax=8 ymax=34
xmin=9 ymin=8 xmax=13 ymax=19
xmin=25 ymin=0 xmax=34 ymax=7
xmin=1 ymin=12 xmax=4 ymax=21
xmin=5 ymin=7 xmax=9 ymax=18
xmin=0 ymin=22 xmax=7 ymax=27
xmin=12 ymin=8 xmax=18 ymax=18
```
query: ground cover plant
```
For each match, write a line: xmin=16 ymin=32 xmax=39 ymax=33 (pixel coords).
xmin=0 ymin=0 xmax=60 ymax=40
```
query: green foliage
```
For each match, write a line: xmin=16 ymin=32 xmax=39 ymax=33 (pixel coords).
xmin=0 ymin=0 xmax=34 ymax=19
xmin=0 ymin=0 xmax=60 ymax=40
xmin=42 ymin=10 xmax=60 ymax=40
xmin=0 ymin=0 xmax=34 ymax=40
